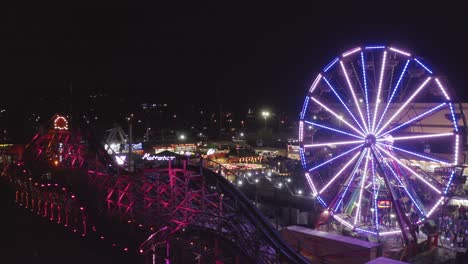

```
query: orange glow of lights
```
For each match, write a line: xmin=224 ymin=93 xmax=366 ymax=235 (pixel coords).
xmin=377 ymin=200 xmax=391 ymax=208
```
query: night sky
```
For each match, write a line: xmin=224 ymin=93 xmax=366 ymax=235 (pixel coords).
xmin=1 ymin=3 xmax=468 ymax=115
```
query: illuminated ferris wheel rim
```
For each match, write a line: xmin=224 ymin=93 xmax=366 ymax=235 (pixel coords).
xmin=297 ymin=45 xmax=460 ymax=238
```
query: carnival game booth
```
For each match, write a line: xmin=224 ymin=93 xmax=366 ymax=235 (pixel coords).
xmin=152 ymin=142 xmax=197 ymax=156
xmin=204 ymin=154 xmax=268 ymax=183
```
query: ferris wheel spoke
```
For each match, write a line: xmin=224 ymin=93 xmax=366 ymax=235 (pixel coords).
xmin=373 ymin=148 xmax=426 ymax=216
xmin=378 ymin=103 xmax=447 ymax=137
xmin=371 ymin=51 xmax=388 ymax=133
xmin=333 ymin=214 xmax=355 ymax=230
xmin=332 ymin=149 xmax=368 ymax=212
xmin=377 ymin=143 xmax=451 ymax=165
xmin=339 ymin=61 xmax=368 ymax=133
xmin=310 ymin=97 xmax=366 ymax=137
xmin=354 ymin=151 xmax=371 ymax=225
xmin=322 ymin=77 xmax=366 ymax=133
xmin=304 ymin=139 xmax=364 ymax=148
xmin=319 ymin=150 xmax=362 ymax=194
xmin=375 ymin=77 xmax=432 ymax=136
xmin=426 ymin=197 xmax=445 ymax=218
xmin=370 ymin=153 xmax=380 ymax=232
xmin=374 ymin=60 xmax=411 ymax=133
xmin=376 ymin=145 xmax=442 ymax=194
xmin=303 ymin=120 xmax=363 ymax=139
xmin=360 ymin=52 xmax=371 ymax=131
xmin=377 ymin=132 xmax=453 ymax=143
xmin=307 ymin=144 xmax=363 ymax=172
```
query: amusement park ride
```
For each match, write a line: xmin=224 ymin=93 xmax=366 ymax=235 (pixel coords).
xmin=299 ymin=45 xmax=467 ymax=256
xmin=4 ymin=115 xmax=309 ymax=263
xmin=2 ymin=44 xmax=467 ymax=263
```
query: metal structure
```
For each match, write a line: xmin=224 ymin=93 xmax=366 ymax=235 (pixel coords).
xmin=103 ymin=123 xmax=128 ymax=155
xmin=5 ymin=115 xmax=309 ymax=264
xmin=298 ymin=45 xmax=465 ymax=245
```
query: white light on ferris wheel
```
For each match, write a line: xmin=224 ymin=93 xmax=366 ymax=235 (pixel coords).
xmin=340 ymin=60 xmax=368 ymax=133
xmin=376 ymin=77 xmax=432 ymax=136
xmin=389 ymin=47 xmax=411 ymax=57
xmin=342 ymin=47 xmax=361 ymax=58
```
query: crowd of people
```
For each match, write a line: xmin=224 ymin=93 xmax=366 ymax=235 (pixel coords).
xmin=437 ymin=205 xmax=468 ymax=251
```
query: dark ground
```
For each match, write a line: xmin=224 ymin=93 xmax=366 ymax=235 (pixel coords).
xmin=0 ymin=178 xmax=143 ymax=264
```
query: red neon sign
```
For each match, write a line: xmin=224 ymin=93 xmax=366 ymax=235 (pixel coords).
xmin=377 ymin=200 xmax=391 ymax=208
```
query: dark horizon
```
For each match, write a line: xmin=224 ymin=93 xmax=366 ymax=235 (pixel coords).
xmin=1 ymin=4 xmax=468 ymax=142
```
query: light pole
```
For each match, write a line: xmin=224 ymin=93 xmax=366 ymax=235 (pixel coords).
xmin=127 ymin=114 xmax=134 ymax=172
xmin=145 ymin=127 xmax=151 ymax=142
xmin=274 ymin=187 xmax=278 ymax=229
xmin=261 ymin=111 xmax=270 ymax=129
xmin=254 ymin=178 xmax=259 ymax=207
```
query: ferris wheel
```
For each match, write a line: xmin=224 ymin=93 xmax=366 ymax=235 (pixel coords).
xmin=298 ymin=45 xmax=462 ymax=241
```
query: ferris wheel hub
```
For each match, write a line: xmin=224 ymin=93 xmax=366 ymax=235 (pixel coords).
xmin=365 ymin=134 xmax=376 ymax=146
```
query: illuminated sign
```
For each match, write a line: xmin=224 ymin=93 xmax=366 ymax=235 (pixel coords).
xmin=237 ymin=156 xmax=264 ymax=163
xmin=207 ymin=149 xmax=216 ymax=155
xmin=105 ymin=143 xmax=121 ymax=154
xmin=142 ymin=153 xmax=176 ymax=161
xmin=54 ymin=115 xmax=69 ymax=130
xmin=115 ymin=155 xmax=126 ymax=165
xmin=377 ymin=200 xmax=391 ymax=208
xmin=132 ymin=143 xmax=143 ymax=150
xmin=288 ymin=145 xmax=300 ymax=153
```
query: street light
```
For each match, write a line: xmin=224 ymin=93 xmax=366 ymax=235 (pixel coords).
xmin=127 ymin=114 xmax=134 ymax=172
xmin=145 ymin=127 xmax=151 ymax=142
xmin=261 ymin=111 xmax=270 ymax=128
xmin=254 ymin=178 xmax=259 ymax=207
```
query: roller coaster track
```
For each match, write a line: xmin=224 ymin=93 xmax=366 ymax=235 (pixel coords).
xmin=4 ymin=116 xmax=310 ymax=264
